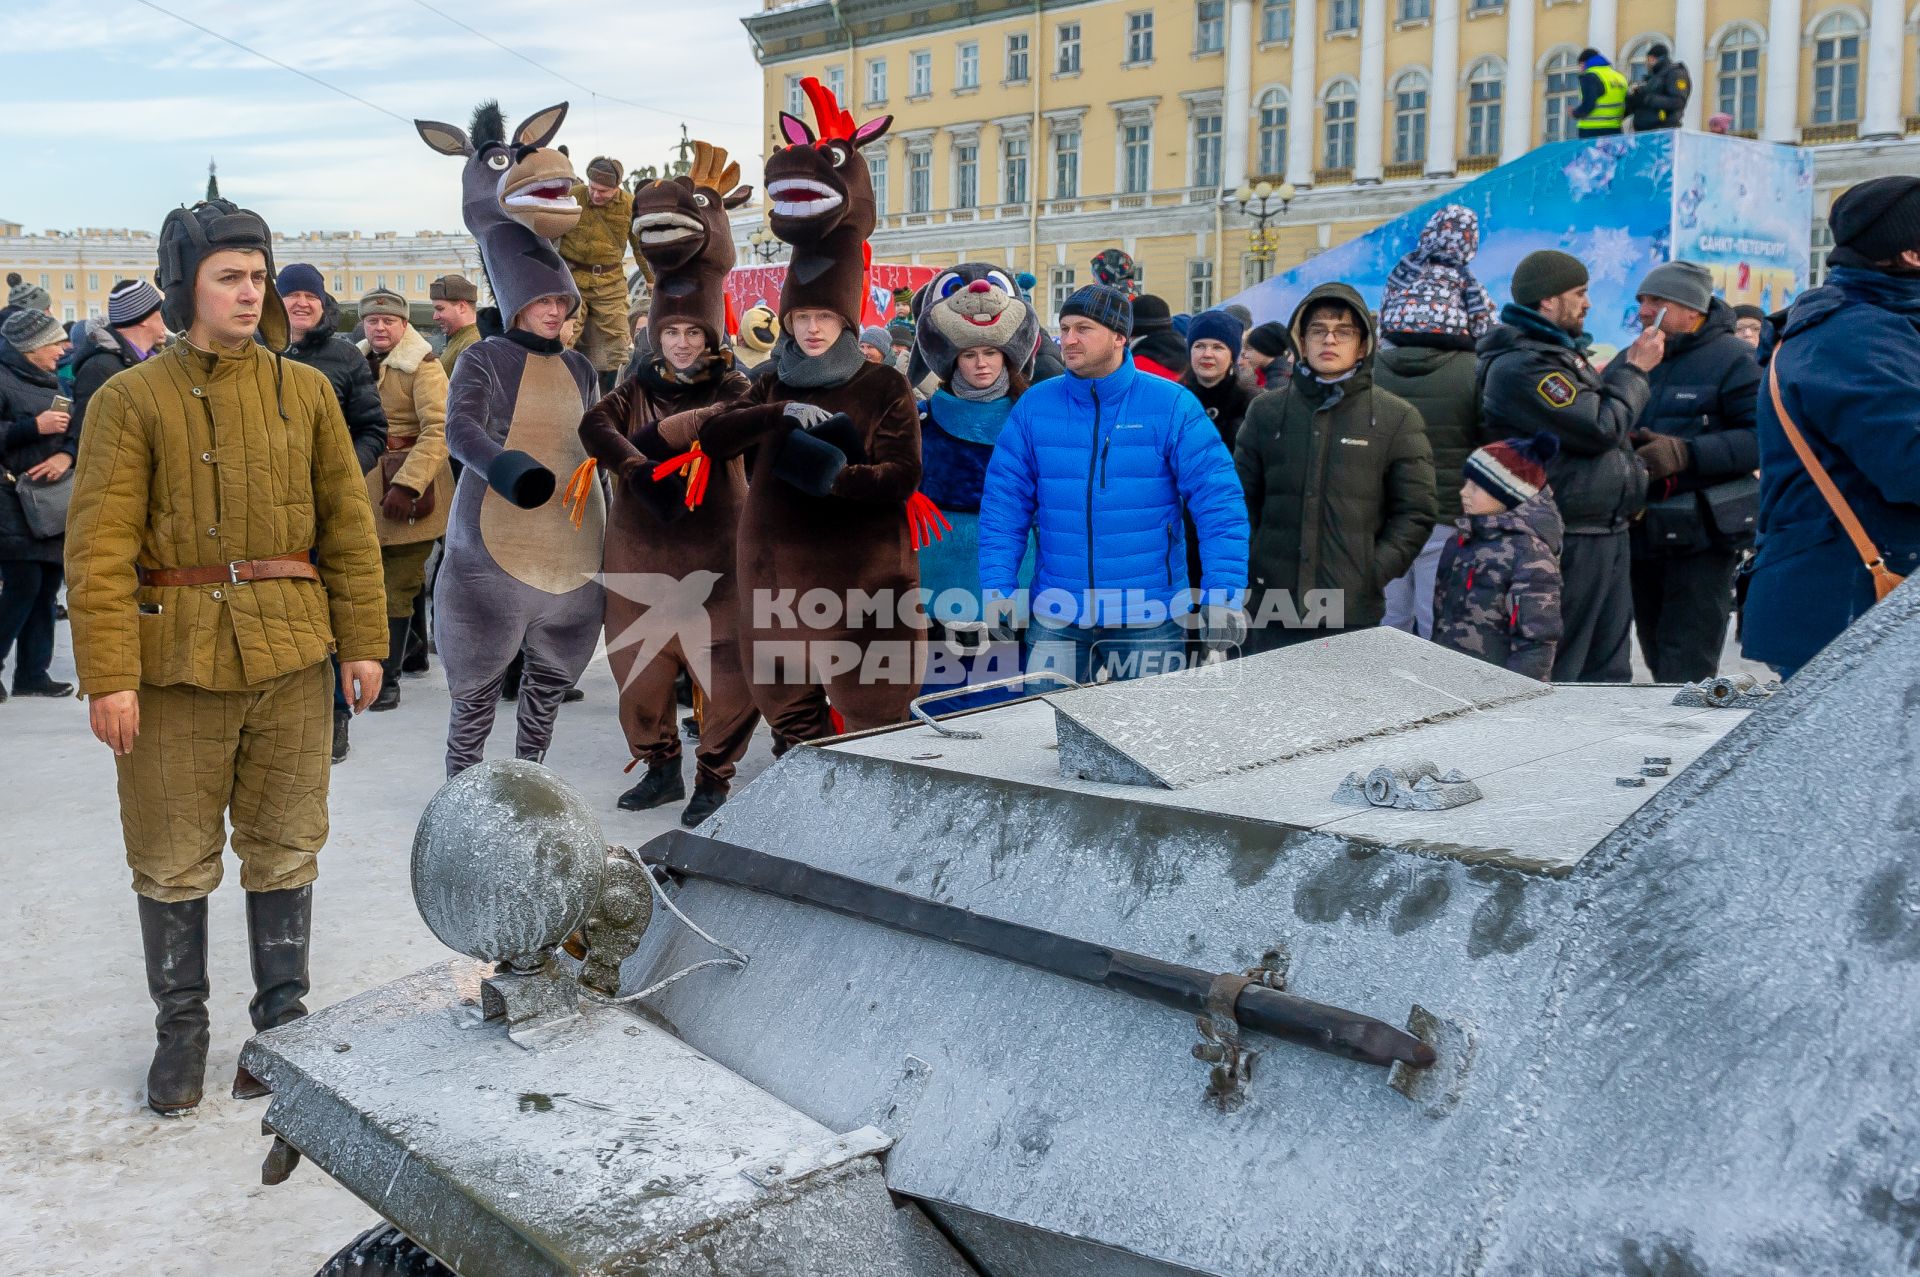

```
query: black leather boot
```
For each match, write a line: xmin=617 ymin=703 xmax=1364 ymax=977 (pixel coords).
xmin=370 ymin=618 xmax=405 ymax=711
xmin=680 ymin=783 xmax=727 ymax=827
xmin=401 ymin=590 xmax=430 ymax=674
xmin=136 ymin=896 xmax=210 ymax=1116
xmin=331 ymin=706 xmax=350 ymax=763
xmin=232 ymin=886 xmax=312 ymax=1099
xmin=617 ymin=761 xmax=686 ymax=811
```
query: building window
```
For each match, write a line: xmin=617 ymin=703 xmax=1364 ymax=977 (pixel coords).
xmin=954 ymin=141 xmax=979 ymax=208
xmin=1399 ymin=0 xmax=1431 ymax=19
xmin=1810 ymin=218 xmax=1833 ymax=286
xmin=910 ymin=50 xmax=932 ymax=97
xmin=63 ymin=273 xmax=74 ymax=290
xmin=1327 ymin=0 xmax=1358 ymax=35
xmin=63 ymin=304 xmax=76 ymax=323
xmin=1003 ymin=135 xmax=1029 ymax=204
xmin=333 ymin=275 xmax=344 ymax=294
xmin=1126 ymin=11 xmax=1155 ymax=64
xmin=785 ymin=74 xmax=804 ymax=116
xmin=908 ymin=149 xmax=932 ymax=213
xmin=1122 ymin=121 xmax=1153 ymax=192
xmin=867 ymin=149 xmax=890 ymax=217
xmin=1623 ymin=36 xmax=1664 ymax=86
xmin=1392 ymin=70 xmax=1428 ymax=166
xmin=1192 ymin=111 xmax=1223 ymax=188
xmin=1257 ymin=88 xmax=1289 ymax=175
xmin=1322 ymin=81 xmax=1357 ymax=169
xmin=1716 ymin=26 xmax=1761 ymax=133
xmin=1466 ymin=58 xmax=1504 ymax=157
xmin=1243 ymin=253 xmax=1274 ymax=286
xmin=1007 ymin=32 xmax=1029 ymax=83
xmin=957 ymin=42 xmax=980 ymax=90
xmin=1467 ymin=0 xmax=1499 ymax=12
xmin=1049 ymin=266 xmax=1076 ymax=316
xmin=1261 ymin=0 xmax=1292 ymax=42
xmin=826 ymin=65 xmax=846 ymax=103
xmin=866 ymin=57 xmax=888 ymax=104
xmin=1052 ymin=127 xmax=1081 ymax=197
xmin=38 ymin=273 xmax=49 ymax=288
xmin=1057 ymin=22 xmax=1081 ymax=73
xmin=354 ymin=275 xmax=364 ymax=294
xmin=1196 ymin=0 xmax=1225 ymax=54
xmin=1188 ymin=260 xmax=1216 ymax=312
xmin=416 ymin=273 xmax=427 ymax=292
xmin=86 ymin=273 xmax=98 ymax=291
xmin=1543 ymin=48 xmax=1581 ymax=142
xmin=1811 ymin=13 xmax=1861 ymax=125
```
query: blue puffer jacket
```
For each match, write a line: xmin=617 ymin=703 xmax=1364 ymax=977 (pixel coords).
xmin=977 ymin=352 xmax=1249 ymax=626
xmin=1743 ymin=267 xmax=1920 ymax=676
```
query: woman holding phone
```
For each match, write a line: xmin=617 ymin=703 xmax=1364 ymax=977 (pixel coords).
xmin=0 ymin=308 xmax=78 ymax=701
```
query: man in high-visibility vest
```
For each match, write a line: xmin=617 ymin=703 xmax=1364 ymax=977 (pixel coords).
xmin=1571 ymin=48 xmax=1630 ymax=138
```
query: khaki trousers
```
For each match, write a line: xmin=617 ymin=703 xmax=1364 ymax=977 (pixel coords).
xmin=568 ymin=267 xmax=633 ymax=373
xmin=381 ymin=541 xmax=435 ymax=618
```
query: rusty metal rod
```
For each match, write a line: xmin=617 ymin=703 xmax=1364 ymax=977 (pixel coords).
xmin=638 ymin=831 xmax=1435 ymax=1071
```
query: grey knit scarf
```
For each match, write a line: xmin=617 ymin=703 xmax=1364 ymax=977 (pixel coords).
xmin=775 ymin=331 xmax=865 ymax=388
xmin=951 ymin=368 xmax=1011 ymax=402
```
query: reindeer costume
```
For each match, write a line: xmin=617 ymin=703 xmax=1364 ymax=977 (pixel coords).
xmin=688 ymin=81 xmax=930 ymax=744
xmin=577 ymin=143 xmax=759 ymax=824
xmin=416 ymin=103 xmax=606 ymax=775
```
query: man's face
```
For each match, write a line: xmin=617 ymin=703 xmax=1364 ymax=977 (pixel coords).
xmin=1301 ymin=304 xmax=1364 ymax=377
xmin=282 ymin=289 xmax=325 ymax=339
xmin=516 ymin=295 xmax=572 ymax=340
xmin=1059 ymin=316 xmax=1125 ymax=376
xmin=132 ymin=309 xmax=170 ymax=352
xmin=362 ymin=313 xmax=405 ymax=353
xmin=431 ymin=298 xmax=474 ymax=336
xmin=789 ymin=308 xmax=845 ymax=357
xmin=588 ymin=182 xmax=618 ymax=207
xmin=658 ymin=320 xmax=707 ymax=371
xmin=1537 ymin=284 xmax=1591 ymax=336
xmin=1240 ymin=347 xmax=1274 ymax=378
xmin=192 ymin=249 xmax=268 ymax=347
xmin=1733 ymin=318 xmax=1763 ymax=347
xmin=1189 ymin=338 xmax=1233 ymax=386
xmin=1635 ymin=295 xmax=1704 ymax=335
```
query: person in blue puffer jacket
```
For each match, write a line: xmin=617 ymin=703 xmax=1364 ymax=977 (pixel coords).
xmin=976 ymin=283 xmax=1250 ymax=683
xmin=1742 ymin=176 xmax=1920 ymax=679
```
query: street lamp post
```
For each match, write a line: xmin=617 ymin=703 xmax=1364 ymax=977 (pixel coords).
xmin=1231 ymin=179 xmax=1297 ymax=284
xmin=747 ymin=229 xmax=785 ymax=264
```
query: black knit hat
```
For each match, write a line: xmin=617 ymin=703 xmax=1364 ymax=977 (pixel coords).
xmin=1827 ymin=176 xmax=1920 ymax=272
xmin=1511 ymin=250 xmax=1589 ymax=309
xmin=1464 ymin=433 xmax=1561 ymax=510
xmin=1059 ymin=284 xmax=1132 ymax=337
xmin=1245 ymin=320 xmax=1292 ymax=359
xmin=1131 ymin=293 xmax=1172 ymax=334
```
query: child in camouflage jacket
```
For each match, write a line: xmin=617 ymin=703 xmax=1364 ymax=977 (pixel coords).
xmin=1432 ymin=434 xmax=1564 ymax=681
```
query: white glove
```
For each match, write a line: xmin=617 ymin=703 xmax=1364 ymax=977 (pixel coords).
xmin=783 ymin=402 xmax=833 ymax=429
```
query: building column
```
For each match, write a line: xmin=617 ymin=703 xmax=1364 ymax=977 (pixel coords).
xmin=1288 ymin=0 xmax=1319 ymax=186
xmin=1763 ymin=0 xmax=1803 ymax=143
xmin=1862 ymin=0 xmax=1907 ymax=138
xmin=1224 ymin=0 xmax=1256 ymax=189
xmin=1672 ymin=2 xmax=1707 ymax=131
xmin=1501 ymin=0 xmax=1535 ymax=162
xmin=1355 ymin=0 xmax=1387 ymax=181
xmin=1426 ymin=0 xmax=1460 ymax=176
xmin=1586 ymin=0 xmax=1617 ymax=58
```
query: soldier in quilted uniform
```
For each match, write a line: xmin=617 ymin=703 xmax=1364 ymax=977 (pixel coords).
xmin=64 ymin=200 xmax=387 ymax=1117
xmin=1432 ymin=435 xmax=1565 ymax=680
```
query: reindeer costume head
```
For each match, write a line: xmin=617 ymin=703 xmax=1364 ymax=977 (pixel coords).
xmin=414 ymin=101 xmax=583 ymax=322
xmin=630 ymin=141 xmax=753 ymax=349
xmin=765 ymin=79 xmax=891 ymax=332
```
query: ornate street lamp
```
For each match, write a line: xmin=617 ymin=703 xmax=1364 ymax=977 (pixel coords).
xmin=1232 ymin=179 xmax=1297 ymax=282
xmin=747 ymin=228 xmax=785 ymax=264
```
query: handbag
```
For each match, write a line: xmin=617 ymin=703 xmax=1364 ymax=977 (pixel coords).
xmin=13 ymin=469 xmax=74 ymax=539
xmin=380 ymin=447 xmax=436 ymax=519
xmin=1767 ymin=358 xmax=1905 ymax=602
xmin=1699 ymin=474 xmax=1759 ymax=544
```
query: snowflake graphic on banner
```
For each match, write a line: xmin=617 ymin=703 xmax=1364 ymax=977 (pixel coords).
xmin=1580 ymin=227 xmax=1641 ymax=285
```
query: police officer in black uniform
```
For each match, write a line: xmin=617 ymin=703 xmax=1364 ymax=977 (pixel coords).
xmin=1477 ymin=250 xmax=1664 ymax=683
xmin=1628 ymin=44 xmax=1692 ymax=132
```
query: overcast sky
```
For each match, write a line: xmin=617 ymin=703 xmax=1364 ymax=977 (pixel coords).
xmin=3 ymin=0 xmax=768 ymax=236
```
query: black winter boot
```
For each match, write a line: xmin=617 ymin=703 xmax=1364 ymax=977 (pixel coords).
xmin=233 ymin=885 xmax=312 ymax=1099
xmin=370 ymin=618 xmax=406 ymax=711
xmin=331 ymin=706 xmax=350 ymax=763
xmin=402 ymin=590 xmax=430 ymax=674
xmin=136 ymin=896 xmax=210 ymax=1116
xmin=617 ymin=761 xmax=686 ymax=811
xmin=680 ymin=783 xmax=728 ymax=827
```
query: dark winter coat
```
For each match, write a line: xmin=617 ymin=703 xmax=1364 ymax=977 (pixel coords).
xmin=1743 ymin=267 xmax=1920 ymax=675
xmin=1374 ymin=342 xmax=1485 ymax=521
xmin=1433 ymin=489 xmax=1564 ymax=680
xmin=1234 ymin=282 xmax=1437 ymax=632
xmin=70 ymin=325 xmax=146 ymax=436
xmin=1628 ymin=59 xmax=1691 ymax=131
xmin=0 ymin=339 xmax=74 ymax=562
xmin=1629 ymin=298 xmax=1761 ymax=558
xmin=1131 ymin=328 xmax=1188 ymax=380
xmin=283 ymin=296 xmax=387 ymax=475
xmin=1179 ymin=370 xmax=1255 ymax=588
xmin=1477 ymin=304 xmax=1650 ymax=533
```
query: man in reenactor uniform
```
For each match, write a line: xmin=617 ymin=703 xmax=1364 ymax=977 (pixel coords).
xmin=557 ymin=155 xmax=639 ymax=393
xmin=65 ymin=200 xmax=387 ymax=1116
xmin=429 ymin=273 xmax=481 ymax=380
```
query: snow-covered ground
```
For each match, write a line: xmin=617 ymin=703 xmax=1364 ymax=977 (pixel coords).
xmin=0 ymin=628 xmax=778 ymax=1275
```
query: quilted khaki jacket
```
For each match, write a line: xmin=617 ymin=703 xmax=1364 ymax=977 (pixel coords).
xmin=65 ymin=338 xmax=387 ymax=695
xmin=556 ymin=184 xmax=637 ymax=269
xmin=359 ymin=325 xmax=452 ymax=545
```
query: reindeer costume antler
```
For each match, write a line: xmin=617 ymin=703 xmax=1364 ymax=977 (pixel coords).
xmin=630 ymin=139 xmax=754 ymax=347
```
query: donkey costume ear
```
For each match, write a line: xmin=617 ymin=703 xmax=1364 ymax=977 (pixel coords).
xmin=779 ymin=112 xmax=815 ymax=146
xmin=723 ymin=185 xmax=755 ymax=210
xmin=852 ymin=115 xmax=892 ymax=147
xmin=515 ymin=103 xmax=569 ymax=150
xmin=416 ymin=119 xmax=472 ymax=157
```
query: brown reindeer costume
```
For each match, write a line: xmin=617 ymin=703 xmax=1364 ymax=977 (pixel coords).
xmin=690 ymin=80 xmax=927 ymax=743
xmin=577 ymin=143 xmax=758 ymax=824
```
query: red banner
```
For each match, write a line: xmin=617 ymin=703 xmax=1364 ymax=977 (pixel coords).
xmin=724 ymin=261 xmax=940 ymax=333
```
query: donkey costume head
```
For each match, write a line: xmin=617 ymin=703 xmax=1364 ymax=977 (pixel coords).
xmin=414 ymin=101 xmax=582 ymax=322
xmin=631 ymin=140 xmax=753 ymax=347
xmin=765 ymin=78 xmax=890 ymax=331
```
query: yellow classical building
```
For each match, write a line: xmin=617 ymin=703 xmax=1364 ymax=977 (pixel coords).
xmin=743 ymin=0 xmax=1920 ymax=316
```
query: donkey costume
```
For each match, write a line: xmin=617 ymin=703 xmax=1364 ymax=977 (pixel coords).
xmin=416 ymin=102 xmax=606 ymax=775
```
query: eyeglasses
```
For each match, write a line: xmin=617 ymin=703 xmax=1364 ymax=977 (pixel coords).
xmin=1306 ymin=324 xmax=1361 ymax=343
